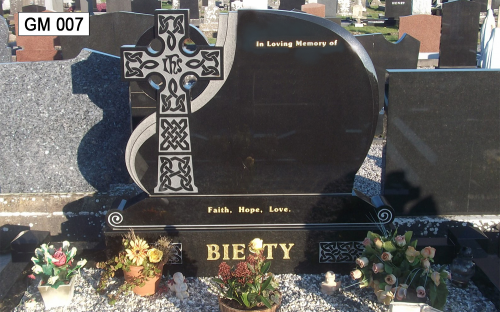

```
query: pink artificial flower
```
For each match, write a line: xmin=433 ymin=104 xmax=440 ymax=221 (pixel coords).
xmin=421 ymin=246 xmax=436 ymax=259
xmin=356 ymin=257 xmax=369 ymax=268
xmin=350 ymin=269 xmax=363 ymax=280
xmin=431 ymin=271 xmax=441 ymax=286
xmin=395 ymin=235 xmax=406 ymax=247
xmin=381 ymin=251 xmax=393 ymax=262
xmin=362 ymin=237 xmax=372 ymax=247
xmin=394 ymin=284 xmax=408 ymax=300
xmin=422 ymin=258 xmax=431 ymax=272
xmin=373 ymin=237 xmax=383 ymax=249
xmin=385 ymin=274 xmax=397 ymax=285
xmin=27 ymin=274 xmax=36 ymax=280
xmin=372 ymin=262 xmax=384 ymax=274
xmin=416 ymin=286 xmax=426 ymax=298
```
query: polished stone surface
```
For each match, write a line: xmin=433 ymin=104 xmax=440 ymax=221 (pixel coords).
xmin=180 ymin=0 xmax=200 ymax=19
xmin=399 ymin=15 xmax=441 ymax=53
xmin=438 ymin=0 xmax=480 ymax=68
xmin=384 ymin=69 xmax=500 ymax=215
xmin=131 ymin=0 xmax=162 ymax=14
xmin=125 ymin=9 xmax=378 ymax=196
xmin=106 ymin=0 xmax=132 ymax=12
xmin=385 ymin=0 xmax=411 ymax=19
xmin=60 ymin=12 xmax=154 ymax=59
xmin=356 ymin=33 xmax=419 ymax=113
xmin=279 ymin=0 xmax=306 ymax=10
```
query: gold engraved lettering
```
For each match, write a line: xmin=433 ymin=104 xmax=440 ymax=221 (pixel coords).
xmin=264 ymin=243 xmax=278 ymax=259
xmin=238 ymin=206 xmax=262 ymax=214
xmin=279 ymin=243 xmax=294 ymax=260
xmin=222 ymin=244 xmax=230 ymax=260
xmin=269 ymin=206 xmax=290 ymax=213
xmin=207 ymin=244 xmax=220 ymax=260
xmin=232 ymin=244 xmax=245 ymax=260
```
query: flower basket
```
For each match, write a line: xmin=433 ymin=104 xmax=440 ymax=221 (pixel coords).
xmin=38 ymin=275 xmax=76 ymax=309
xmin=123 ymin=265 xmax=162 ymax=296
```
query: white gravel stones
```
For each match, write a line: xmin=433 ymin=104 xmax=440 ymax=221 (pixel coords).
xmin=12 ymin=268 xmax=497 ymax=312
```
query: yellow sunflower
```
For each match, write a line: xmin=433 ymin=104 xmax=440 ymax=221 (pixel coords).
xmin=125 ymin=238 xmax=149 ymax=266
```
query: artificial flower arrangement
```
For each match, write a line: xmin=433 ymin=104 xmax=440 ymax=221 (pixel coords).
xmin=211 ymin=238 xmax=281 ymax=310
xmin=30 ymin=241 xmax=87 ymax=288
xmin=96 ymin=230 xmax=174 ymax=304
xmin=350 ymin=229 xmax=449 ymax=310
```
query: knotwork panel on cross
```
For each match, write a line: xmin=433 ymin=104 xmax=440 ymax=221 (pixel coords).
xmin=155 ymin=155 xmax=197 ymax=193
xmin=159 ymin=117 xmax=191 ymax=152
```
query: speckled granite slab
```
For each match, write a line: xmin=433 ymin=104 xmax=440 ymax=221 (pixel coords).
xmin=0 ymin=16 xmax=11 ymax=63
xmin=0 ymin=49 xmax=131 ymax=193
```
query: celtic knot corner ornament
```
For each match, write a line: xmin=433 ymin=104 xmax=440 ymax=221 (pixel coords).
xmin=121 ymin=10 xmax=223 ymax=194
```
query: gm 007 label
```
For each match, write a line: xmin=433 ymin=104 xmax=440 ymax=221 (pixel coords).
xmin=18 ymin=13 xmax=90 ymax=36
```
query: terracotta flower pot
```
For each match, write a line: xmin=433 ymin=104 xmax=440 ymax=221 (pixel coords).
xmin=123 ymin=265 xmax=162 ymax=296
xmin=38 ymin=276 xmax=76 ymax=309
xmin=218 ymin=296 xmax=281 ymax=312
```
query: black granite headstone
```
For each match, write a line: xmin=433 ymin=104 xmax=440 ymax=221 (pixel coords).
xmin=21 ymin=5 xmax=46 ymax=12
xmin=383 ymin=69 xmax=500 ymax=216
xmin=355 ymin=33 xmax=419 ymax=137
xmin=131 ymin=0 xmax=162 ymax=14
xmin=11 ymin=230 xmax=50 ymax=262
xmin=385 ymin=0 xmax=411 ymax=19
xmin=202 ymin=0 xmax=209 ymax=6
xmin=107 ymin=9 xmax=394 ymax=275
xmin=60 ymin=12 xmax=154 ymax=59
xmin=438 ymin=0 xmax=480 ymax=68
xmin=470 ymin=0 xmax=500 ymax=12
xmin=279 ymin=0 xmax=306 ymax=10
xmin=180 ymin=0 xmax=200 ymax=19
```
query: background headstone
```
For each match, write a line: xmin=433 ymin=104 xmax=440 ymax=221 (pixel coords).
xmin=438 ymin=0 xmax=480 ymax=67
xmin=60 ymin=12 xmax=154 ymax=59
xmin=106 ymin=0 xmax=132 ymax=12
xmin=301 ymin=3 xmax=326 ymax=16
xmin=14 ymin=12 xmax=61 ymax=62
xmin=385 ymin=0 xmax=412 ymax=19
xmin=200 ymin=0 xmax=220 ymax=34
xmin=317 ymin=0 xmax=337 ymax=17
xmin=131 ymin=0 xmax=161 ymax=14
xmin=411 ymin=0 xmax=431 ymax=14
xmin=384 ymin=69 xmax=500 ymax=215
xmin=44 ymin=0 xmax=64 ymax=11
xmin=77 ymin=0 xmax=97 ymax=12
xmin=21 ymin=4 xmax=46 ymax=11
xmin=0 ymin=50 xmax=130 ymax=193
xmin=336 ymin=0 xmax=352 ymax=16
xmin=279 ymin=0 xmax=305 ymax=10
xmin=399 ymin=15 xmax=441 ymax=53
xmin=356 ymin=33 xmax=419 ymax=137
xmin=0 ymin=16 xmax=11 ymax=63
xmin=180 ymin=0 xmax=200 ymax=19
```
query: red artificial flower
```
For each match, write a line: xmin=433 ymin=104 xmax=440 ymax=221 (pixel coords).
xmin=52 ymin=248 xmax=67 ymax=267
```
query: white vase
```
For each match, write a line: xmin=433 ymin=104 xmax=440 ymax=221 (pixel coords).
xmin=37 ymin=276 xmax=76 ymax=309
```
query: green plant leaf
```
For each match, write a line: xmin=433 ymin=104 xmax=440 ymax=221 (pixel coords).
xmin=367 ymin=231 xmax=380 ymax=240
xmin=258 ymin=295 xmax=273 ymax=309
xmin=42 ymin=264 xmax=53 ymax=276
xmin=241 ymin=292 xmax=250 ymax=307
xmin=261 ymin=276 xmax=272 ymax=291
xmin=404 ymin=231 xmax=413 ymax=245
xmin=383 ymin=241 xmax=397 ymax=252
xmin=384 ymin=264 xmax=393 ymax=274
xmin=364 ymin=245 xmax=376 ymax=256
xmin=260 ymin=261 xmax=271 ymax=274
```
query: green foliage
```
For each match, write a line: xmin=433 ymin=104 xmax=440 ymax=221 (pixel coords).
xmin=95 ymin=231 xmax=174 ymax=305
xmin=31 ymin=242 xmax=87 ymax=289
xmin=211 ymin=241 xmax=280 ymax=310
xmin=351 ymin=229 xmax=449 ymax=309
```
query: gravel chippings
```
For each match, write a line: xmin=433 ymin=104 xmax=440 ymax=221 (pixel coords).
xmin=11 ymin=141 xmax=499 ymax=311
xmin=13 ymin=268 xmax=498 ymax=312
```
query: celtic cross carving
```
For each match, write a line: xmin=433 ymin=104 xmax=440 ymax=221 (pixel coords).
xmin=121 ymin=10 xmax=223 ymax=194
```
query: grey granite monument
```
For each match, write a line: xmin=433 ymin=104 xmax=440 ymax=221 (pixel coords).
xmin=0 ymin=16 xmax=11 ymax=63
xmin=0 ymin=50 xmax=130 ymax=193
